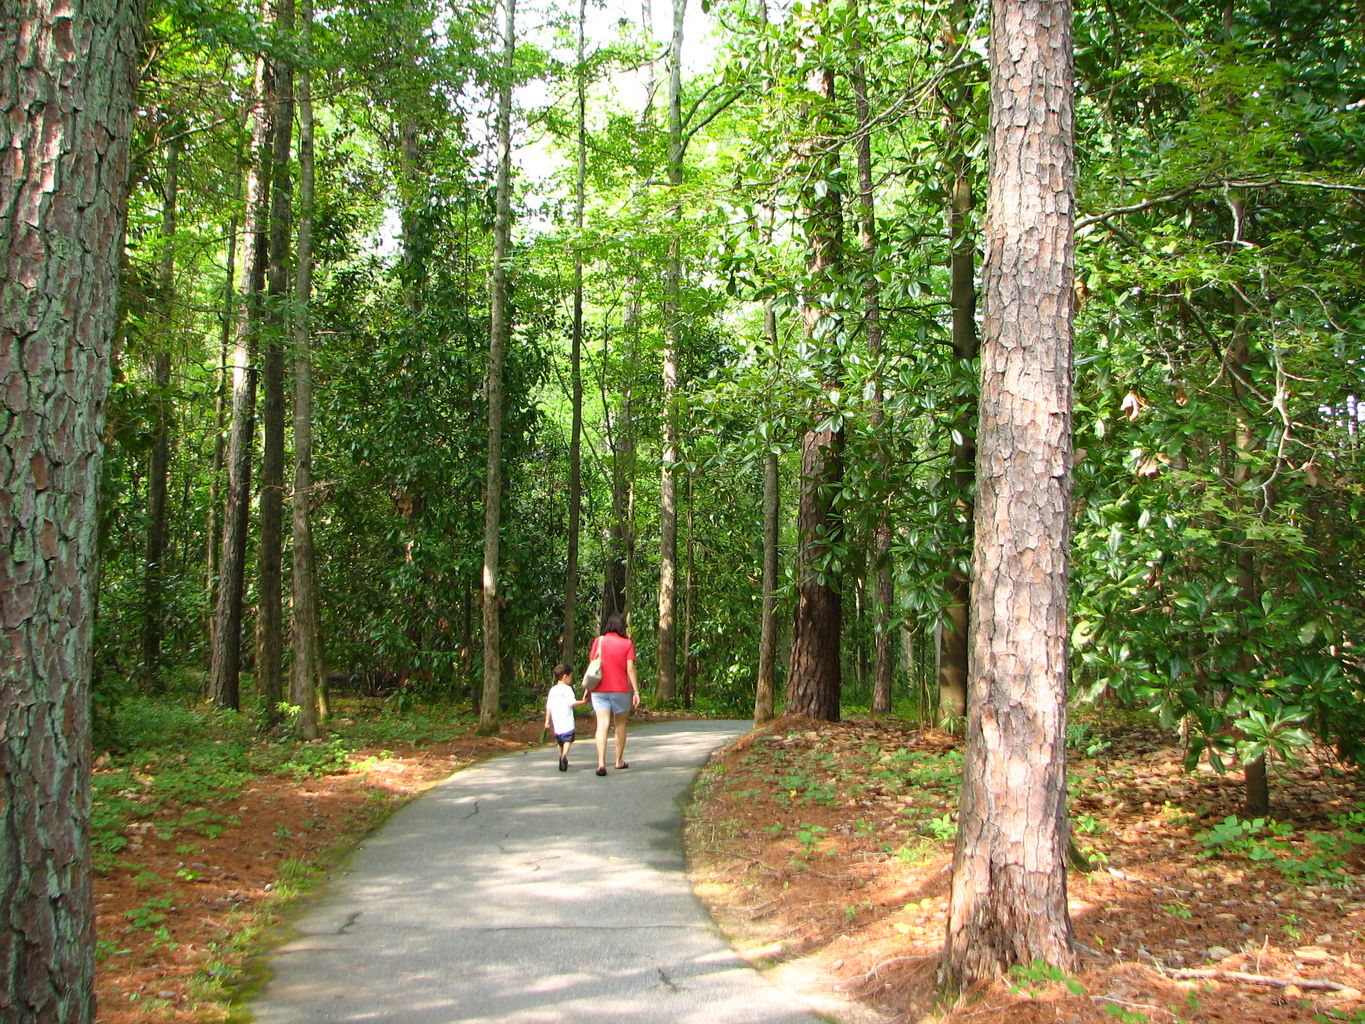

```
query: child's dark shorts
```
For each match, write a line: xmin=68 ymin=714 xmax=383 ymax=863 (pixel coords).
xmin=555 ymin=730 xmax=576 ymax=745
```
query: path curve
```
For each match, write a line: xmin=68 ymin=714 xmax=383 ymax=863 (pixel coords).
xmin=247 ymin=719 xmax=825 ymax=1023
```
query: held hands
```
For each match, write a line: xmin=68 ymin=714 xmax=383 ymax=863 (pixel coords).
xmin=631 ymin=692 xmax=641 ymax=709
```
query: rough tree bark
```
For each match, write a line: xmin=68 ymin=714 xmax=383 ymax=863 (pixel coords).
xmin=1 ymin=4 xmax=143 ymax=1020
xmin=786 ymin=58 xmax=844 ymax=723
xmin=477 ymin=0 xmax=516 ymax=735
xmin=940 ymin=0 xmax=1076 ymax=990
xmin=256 ymin=0 xmax=296 ymax=722
xmin=210 ymin=7 xmax=276 ymax=710
xmin=290 ymin=0 xmax=321 ymax=740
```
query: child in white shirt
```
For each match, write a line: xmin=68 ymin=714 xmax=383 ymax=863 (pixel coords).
xmin=544 ymin=663 xmax=584 ymax=772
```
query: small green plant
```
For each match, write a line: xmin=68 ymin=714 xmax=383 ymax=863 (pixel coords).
xmin=796 ymin=823 xmax=829 ymax=855
xmin=1073 ymin=813 xmax=1105 ymax=836
xmin=1100 ymin=1002 xmax=1148 ymax=1023
xmin=124 ymin=895 xmax=174 ymax=932
xmin=922 ymin=813 xmax=957 ymax=841
xmin=1280 ymin=912 xmax=1301 ymax=940
xmin=96 ymin=938 xmax=132 ymax=961
xmin=1162 ymin=902 xmax=1193 ymax=921
xmin=1314 ymin=1009 xmax=1365 ymax=1024
xmin=1006 ymin=959 xmax=1085 ymax=999
xmin=274 ymin=824 xmax=292 ymax=841
xmin=279 ymin=737 xmax=352 ymax=780
xmin=175 ymin=866 xmax=201 ymax=882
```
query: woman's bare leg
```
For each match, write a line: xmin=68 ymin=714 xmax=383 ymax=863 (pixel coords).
xmin=594 ymin=706 xmax=612 ymax=769
xmin=614 ymin=713 xmax=628 ymax=767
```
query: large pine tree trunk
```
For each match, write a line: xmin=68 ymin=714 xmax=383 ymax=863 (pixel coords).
xmin=1 ymin=4 xmax=143 ymax=1019
xmin=656 ymin=0 xmax=687 ymax=704
xmin=477 ymin=0 xmax=516 ymax=735
xmin=290 ymin=0 xmax=322 ymax=740
xmin=941 ymin=0 xmax=1075 ymax=990
xmin=256 ymin=0 xmax=296 ymax=721
xmin=143 ymin=133 xmax=181 ymax=691
xmin=786 ymin=61 xmax=844 ymax=723
xmin=210 ymin=15 xmax=276 ymax=710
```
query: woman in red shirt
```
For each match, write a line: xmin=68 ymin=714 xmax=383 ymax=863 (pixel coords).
xmin=583 ymin=612 xmax=641 ymax=776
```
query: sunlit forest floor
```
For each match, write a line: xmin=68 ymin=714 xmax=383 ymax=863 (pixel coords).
xmin=92 ymin=707 xmax=545 ymax=1023
xmin=686 ymin=716 xmax=1365 ymax=1024
xmin=91 ymin=706 xmax=1364 ymax=1024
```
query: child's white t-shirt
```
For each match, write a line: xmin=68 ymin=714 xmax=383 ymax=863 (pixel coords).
xmin=546 ymin=682 xmax=578 ymax=734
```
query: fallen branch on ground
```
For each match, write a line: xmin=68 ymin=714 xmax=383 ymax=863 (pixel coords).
xmin=1154 ymin=965 xmax=1353 ymax=993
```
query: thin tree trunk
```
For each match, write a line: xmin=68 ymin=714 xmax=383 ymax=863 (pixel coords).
xmin=210 ymin=15 xmax=276 ymax=711
xmin=851 ymin=59 xmax=895 ymax=715
xmin=754 ymin=308 xmax=782 ymax=725
xmin=682 ymin=472 xmax=697 ymax=707
xmin=937 ymin=0 xmax=979 ymax=727
xmin=1 ymin=4 xmax=143 ymax=1019
xmin=941 ymin=0 xmax=1076 ymax=989
xmin=478 ymin=0 xmax=516 ymax=735
xmin=290 ymin=0 xmax=322 ymax=740
xmin=786 ymin=62 xmax=844 ymax=723
xmin=206 ymin=211 xmax=238 ymax=666
xmin=562 ymin=0 xmax=587 ymax=664
xmin=1223 ymin=197 xmax=1268 ymax=815
xmin=143 ymin=133 xmax=181 ymax=691
xmin=656 ymin=0 xmax=687 ymax=704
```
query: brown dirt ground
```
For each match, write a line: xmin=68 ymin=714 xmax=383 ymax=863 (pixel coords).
xmin=95 ymin=712 xmax=1365 ymax=1024
xmin=94 ymin=720 xmax=544 ymax=1023
xmin=685 ymin=715 xmax=1365 ymax=1024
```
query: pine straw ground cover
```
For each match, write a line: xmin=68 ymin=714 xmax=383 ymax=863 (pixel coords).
xmin=92 ymin=714 xmax=547 ymax=1024
xmin=684 ymin=715 xmax=1365 ymax=1024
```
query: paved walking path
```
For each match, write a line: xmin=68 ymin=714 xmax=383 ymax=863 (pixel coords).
xmin=247 ymin=719 xmax=827 ymax=1024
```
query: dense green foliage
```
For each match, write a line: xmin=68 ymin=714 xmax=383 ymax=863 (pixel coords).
xmin=98 ymin=0 xmax=1361 ymax=803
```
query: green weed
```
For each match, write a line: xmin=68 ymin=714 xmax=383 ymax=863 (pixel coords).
xmin=1006 ymin=959 xmax=1086 ymax=999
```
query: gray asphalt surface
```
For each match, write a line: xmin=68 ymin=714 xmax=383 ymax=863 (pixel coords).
xmin=247 ymin=718 xmax=826 ymax=1024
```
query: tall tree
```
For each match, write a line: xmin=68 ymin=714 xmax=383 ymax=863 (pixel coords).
xmin=142 ymin=131 xmax=182 ymax=690
xmin=257 ymin=0 xmax=297 ymax=720
xmin=1 ymin=3 xmax=144 ymax=1019
xmin=210 ymin=6 xmax=276 ymax=710
xmin=786 ymin=35 xmax=845 ymax=722
xmin=851 ymin=56 xmax=894 ymax=715
xmin=941 ymin=0 xmax=1076 ymax=989
xmin=290 ymin=0 xmax=322 ymax=740
xmin=478 ymin=0 xmax=516 ymax=735
xmin=655 ymin=0 xmax=687 ymax=704
xmin=936 ymin=1 xmax=980 ymax=727
xmin=562 ymin=0 xmax=588 ymax=665
xmin=753 ymin=299 xmax=782 ymax=725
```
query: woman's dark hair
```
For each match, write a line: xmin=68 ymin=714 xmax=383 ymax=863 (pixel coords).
xmin=603 ymin=612 xmax=628 ymax=636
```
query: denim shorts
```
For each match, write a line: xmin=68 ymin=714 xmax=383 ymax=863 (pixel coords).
xmin=590 ymin=691 xmax=631 ymax=715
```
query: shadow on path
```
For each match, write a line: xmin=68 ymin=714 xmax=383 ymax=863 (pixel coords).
xmin=247 ymin=719 xmax=826 ymax=1024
